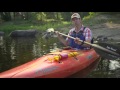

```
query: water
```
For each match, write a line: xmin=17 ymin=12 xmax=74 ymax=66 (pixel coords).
xmin=0 ymin=36 xmax=120 ymax=78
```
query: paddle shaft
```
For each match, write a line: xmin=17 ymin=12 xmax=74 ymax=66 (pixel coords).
xmin=58 ymin=32 xmax=120 ymax=57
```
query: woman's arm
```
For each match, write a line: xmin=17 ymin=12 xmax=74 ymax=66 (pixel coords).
xmin=55 ymin=31 xmax=68 ymax=46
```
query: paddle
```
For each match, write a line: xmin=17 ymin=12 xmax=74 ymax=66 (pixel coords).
xmin=95 ymin=42 xmax=120 ymax=60
xmin=47 ymin=28 xmax=120 ymax=59
xmin=93 ymin=35 xmax=120 ymax=59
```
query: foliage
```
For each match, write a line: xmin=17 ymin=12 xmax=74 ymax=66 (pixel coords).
xmin=1 ymin=12 xmax=119 ymax=34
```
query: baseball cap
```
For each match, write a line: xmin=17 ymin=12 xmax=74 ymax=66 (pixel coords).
xmin=71 ymin=13 xmax=81 ymax=19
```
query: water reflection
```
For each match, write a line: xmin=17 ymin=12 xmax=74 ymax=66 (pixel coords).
xmin=87 ymin=58 xmax=120 ymax=78
xmin=10 ymin=39 xmax=16 ymax=60
xmin=0 ymin=36 xmax=4 ymax=46
xmin=0 ymin=36 xmax=59 ymax=72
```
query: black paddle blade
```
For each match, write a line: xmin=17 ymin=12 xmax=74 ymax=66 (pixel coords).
xmin=94 ymin=42 xmax=120 ymax=60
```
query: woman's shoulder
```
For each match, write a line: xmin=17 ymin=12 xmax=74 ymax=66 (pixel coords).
xmin=69 ymin=28 xmax=75 ymax=31
xmin=68 ymin=28 xmax=75 ymax=34
xmin=83 ymin=26 xmax=91 ymax=31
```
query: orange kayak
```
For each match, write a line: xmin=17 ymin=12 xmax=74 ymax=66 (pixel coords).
xmin=0 ymin=48 xmax=100 ymax=78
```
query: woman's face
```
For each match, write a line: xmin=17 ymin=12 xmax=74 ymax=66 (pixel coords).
xmin=72 ymin=17 xmax=81 ymax=26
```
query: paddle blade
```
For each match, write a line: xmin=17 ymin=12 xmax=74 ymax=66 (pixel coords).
xmin=42 ymin=28 xmax=55 ymax=39
xmin=93 ymin=43 xmax=120 ymax=60
xmin=98 ymin=42 xmax=120 ymax=54
xmin=47 ymin=28 xmax=54 ymax=32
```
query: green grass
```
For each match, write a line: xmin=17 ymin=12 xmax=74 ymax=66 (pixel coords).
xmin=0 ymin=20 xmax=71 ymax=35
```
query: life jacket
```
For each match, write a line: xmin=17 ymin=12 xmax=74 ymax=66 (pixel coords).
xmin=69 ymin=27 xmax=93 ymax=49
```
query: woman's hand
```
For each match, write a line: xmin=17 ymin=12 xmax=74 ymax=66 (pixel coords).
xmin=74 ymin=37 xmax=82 ymax=45
xmin=55 ymin=31 xmax=62 ymax=37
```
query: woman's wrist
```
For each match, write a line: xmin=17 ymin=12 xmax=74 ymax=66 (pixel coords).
xmin=80 ymin=41 xmax=84 ymax=45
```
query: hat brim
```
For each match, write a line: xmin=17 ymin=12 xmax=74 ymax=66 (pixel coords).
xmin=71 ymin=16 xmax=80 ymax=19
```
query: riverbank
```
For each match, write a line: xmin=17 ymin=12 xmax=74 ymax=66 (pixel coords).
xmin=0 ymin=20 xmax=71 ymax=35
xmin=90 ymin=13 xmax=120 ymax=40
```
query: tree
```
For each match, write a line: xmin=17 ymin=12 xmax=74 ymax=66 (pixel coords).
xmin=0 ymin=12 xmax=11 ymax=21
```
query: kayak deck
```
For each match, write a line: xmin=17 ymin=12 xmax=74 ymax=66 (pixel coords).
xmin=0 ymin=48 xmax=100 ymax=78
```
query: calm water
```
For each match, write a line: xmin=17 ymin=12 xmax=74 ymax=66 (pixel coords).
xmin=0 ymin=36 xmax=120 ymax=78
